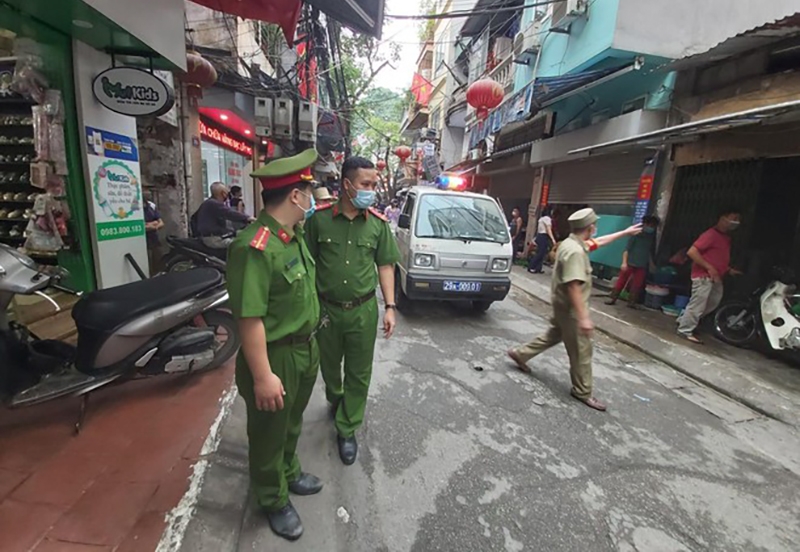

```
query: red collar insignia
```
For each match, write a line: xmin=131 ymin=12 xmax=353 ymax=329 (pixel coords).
xmin=249 ymin=227 xmax=270 ymax=251
xmin=368 ymin=207 xmax=388 ymax=222
xmin=277 ymin=228 xmax=292 ymax=244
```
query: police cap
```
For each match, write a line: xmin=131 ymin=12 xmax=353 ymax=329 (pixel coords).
xmin=251 ymin=149 xmax=318 ymax=190
xmin=568 ymin=208 xmax=599 ymax=230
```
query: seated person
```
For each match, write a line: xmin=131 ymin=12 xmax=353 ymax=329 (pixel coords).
xmin=194 ymin=182 xmax=254 ymax=249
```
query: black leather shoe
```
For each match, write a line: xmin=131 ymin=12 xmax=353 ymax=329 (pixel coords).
xmin=337 ymin=435 xmax=358 ymax=465
xmin=288 ymin=472 xmax=323 ymax=496
xmin=267 ymin=502 xmax=303 ymax=541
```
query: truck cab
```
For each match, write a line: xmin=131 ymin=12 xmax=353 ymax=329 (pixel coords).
xmin=394 ymin=181 xmax=513 ymax=313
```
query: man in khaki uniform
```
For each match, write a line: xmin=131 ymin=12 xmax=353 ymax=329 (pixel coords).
xmin=508 ymin=208 xmax=641 ymax=411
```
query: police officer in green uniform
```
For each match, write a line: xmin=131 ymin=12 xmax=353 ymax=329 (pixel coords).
xmin=304 ymin=156 xmax=401 ymax=464
xmin=227 ymin=149 xmax=322 ymax=541
xmin=507 ymin=208 xmax=641 ymax=411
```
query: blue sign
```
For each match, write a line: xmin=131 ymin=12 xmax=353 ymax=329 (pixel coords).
xmin=85 ymin=126 xmax=139 ymax=162
xmin=633 ymin=200 xmax=649 ymax=224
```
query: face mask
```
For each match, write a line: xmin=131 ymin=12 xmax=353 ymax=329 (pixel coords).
xmin=644 ymin=227 xmax=656 ymax=234
xmin=727 ymin=220 xmax=740 ymax=231
xmin=349 ymin=187 xmax=376 ymax=210
xmin=296 ymin=192 xmax=316 ymax=220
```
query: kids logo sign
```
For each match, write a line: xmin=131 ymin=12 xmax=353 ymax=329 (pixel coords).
xmin=93 ymin=161 xmax=141 ymax=221
xmin=92 ymin=67 xmax=175 ymax=117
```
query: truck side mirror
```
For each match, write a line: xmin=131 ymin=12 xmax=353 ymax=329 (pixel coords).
xmin=398 ymin=214 xmax=411 ymax=229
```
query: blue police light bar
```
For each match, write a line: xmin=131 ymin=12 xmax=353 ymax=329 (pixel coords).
xmin=435 ymin=174 xmax=467 ymax=191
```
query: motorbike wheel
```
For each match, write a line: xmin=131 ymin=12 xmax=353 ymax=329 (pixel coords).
xmin=165 ymin=254 xmax=195 ymax=273
xmin=714 ymin=302 xmax=757 ymax=347
xmin=193 ymin=310 xmax=240 ymax=371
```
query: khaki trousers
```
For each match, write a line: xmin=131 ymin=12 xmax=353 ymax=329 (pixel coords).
xmin=515 ymin=308 xmax=593 ymax=399
xmin=677 ymin=277 xmax=724 ymax=336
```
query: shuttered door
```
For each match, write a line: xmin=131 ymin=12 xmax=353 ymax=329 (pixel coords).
xmin=548 ymin=153 xmax=652 ymax=204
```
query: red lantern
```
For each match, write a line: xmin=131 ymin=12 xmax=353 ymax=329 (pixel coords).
xmin=183 ymin=51 xmax=218 ymax=105
xmin=466 ymin=78 xmax=505 ymax=121
xmin=376 ymin=159 xmax=387 ymax=171
xmin=394 ymin=145 xmax=412 ymax=162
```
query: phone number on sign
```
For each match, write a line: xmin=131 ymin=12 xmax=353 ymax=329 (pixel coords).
xmin=98 ymin=223 xmax=144 ymax=238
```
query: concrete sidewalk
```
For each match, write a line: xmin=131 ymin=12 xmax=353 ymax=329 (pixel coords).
xmin=510 ymin=266 xmax=800 ymax=428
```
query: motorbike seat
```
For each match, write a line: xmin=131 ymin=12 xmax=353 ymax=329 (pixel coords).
xmin=167 ymin=235 xmax=228 ymax=258
xmin=72 ymin=268 xmax=223 ymax=332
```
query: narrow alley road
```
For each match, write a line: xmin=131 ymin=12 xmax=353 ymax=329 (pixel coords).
xmin=176 ymin=291 xmax=800 ymax=552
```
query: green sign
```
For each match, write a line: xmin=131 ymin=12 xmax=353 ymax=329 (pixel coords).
xmin=96 ymin=220 xmax=145 ymax=242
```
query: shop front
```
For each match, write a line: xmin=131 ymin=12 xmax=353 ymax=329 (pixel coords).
xmin=198 ymin=115 xmax=255 ymax=214
xmin=0 ymin=0 xmax=185 ymax=291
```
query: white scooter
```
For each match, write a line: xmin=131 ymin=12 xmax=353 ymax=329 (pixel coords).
xmin=714 ymin=274 xmax=800 ymax=352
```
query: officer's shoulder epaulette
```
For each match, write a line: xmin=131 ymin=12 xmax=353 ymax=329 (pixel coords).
xmin=315 ymin=204 xmax=334 ymax=212
xmin=368 ymin=207 xmax=389 ymax=222
xmin=249 ymin=227 xmax=271 ymax=250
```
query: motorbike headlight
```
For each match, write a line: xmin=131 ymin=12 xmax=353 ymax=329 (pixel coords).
xmin=413 ymin=253 xmax=435 ymax=268
xmin=491 ymin=258 xmax=510 ymax=272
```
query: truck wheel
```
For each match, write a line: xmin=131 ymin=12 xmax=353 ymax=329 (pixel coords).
xmin=472 ymin=300 xmax=492 ymax=313
xmin=395 ymin=269 xmax=412 ymax=314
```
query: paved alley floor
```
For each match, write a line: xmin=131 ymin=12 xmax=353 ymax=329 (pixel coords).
xmin=176 ymin=290 xmax=800 ymax=552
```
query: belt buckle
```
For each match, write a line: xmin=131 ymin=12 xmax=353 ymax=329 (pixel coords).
xmin=342 ymin=301 xmax=354 ymax=310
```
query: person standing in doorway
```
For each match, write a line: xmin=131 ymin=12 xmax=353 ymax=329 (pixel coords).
xmin=228 ymin=185 xmax=245 ymax=213
xmin=507 ymin=209 xmax=641 ymax=411
xmin=509 ymin=207 xmax=524 ymax=256
xmin=677 ymin=207 xmax=742 ymax=344
xmin=143 ymin=189 xmax=164 ymax=274
xmin=226 ymin=150 xmax=323 ymax=541
xmin=606 ymin=215 xmax=659 ymax=307
xmin=528 ymin=205 xmax=556 ymax=273
xmin=304 ymin=156 xmax=401 ymax=465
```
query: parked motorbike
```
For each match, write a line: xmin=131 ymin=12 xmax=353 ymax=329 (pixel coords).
xmin=162 ymin=235 xmax=227 ymax=273
xmin=0 ymin=243 xmax=239 ymax=429
xmin=714 ymin=268 xmax=800 ymax=355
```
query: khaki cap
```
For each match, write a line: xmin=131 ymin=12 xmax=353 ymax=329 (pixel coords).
xmin=313 ymin=187 xmax=333 ymax=201
xmin=568 ymin=207 xmax=599 ymax=230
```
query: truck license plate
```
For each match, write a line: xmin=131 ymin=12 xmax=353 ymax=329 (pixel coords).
xmin=443 ymin=281 xmax=481 ymax=293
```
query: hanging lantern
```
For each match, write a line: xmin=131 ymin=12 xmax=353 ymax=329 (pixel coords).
xmin=394 ymin=145 xmax=412 ymax=162
xmin=376 ymin=159 xmax=387 ymax=171
xmin=183 ymin=51 xmax=218 ymax=106
xmin=466 ymin=78 xmax=504 ymax=121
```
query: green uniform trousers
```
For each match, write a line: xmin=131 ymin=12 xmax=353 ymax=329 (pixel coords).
xmin=318 ymin=296 xmax=379 ymax=438
xmin=515 ymin=309 xmax=593 ymax=399
xmin=235 ymin=339 xmax=319 ymax=512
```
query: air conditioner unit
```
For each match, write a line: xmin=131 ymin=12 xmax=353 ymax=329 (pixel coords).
xmin=254 ymin=96 xmax=273 ymax=138
xmin=273 ymin=96 xmax=294 ymax=139
xmin=551 ymin=0 xmax=588 ymax=33
xmin=297 ymin=100 xmax=318 ymax=143
xmin=513 ymin=21 xmax=542 ymax=60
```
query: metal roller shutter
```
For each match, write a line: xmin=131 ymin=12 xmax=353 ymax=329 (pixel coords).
xmin=548 ymin=153 xmax=652 ymax=204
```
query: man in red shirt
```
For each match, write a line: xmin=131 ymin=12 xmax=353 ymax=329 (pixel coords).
xmin=677 ymin=207 xmax=742 ymax=343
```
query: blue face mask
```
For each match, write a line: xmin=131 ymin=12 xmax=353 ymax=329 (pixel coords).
xmin=297 ymin=192 xmax=316 ymax=221
xmin=351 ymin=189 xmax=376 ymax=210
xmin=644 ymin=227 xmax=656 ymax=234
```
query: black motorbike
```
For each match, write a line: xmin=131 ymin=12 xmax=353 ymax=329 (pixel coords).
xmin=162 ymin=235 xmax=228 ymax=273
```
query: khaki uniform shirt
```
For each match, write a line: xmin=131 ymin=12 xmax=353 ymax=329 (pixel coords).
xmin=552 ymin=234 xmax=593 ymax=315
xmin=227 ymin=211 xmax=320 ymax=341
xmin=304 ymin=204 xmax=401 ymax=303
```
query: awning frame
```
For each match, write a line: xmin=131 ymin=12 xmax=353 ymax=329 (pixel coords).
xmin=568 ymin=98 xmax=800 ymax=156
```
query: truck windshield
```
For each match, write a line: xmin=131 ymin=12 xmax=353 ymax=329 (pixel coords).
xmin=414 ymin=194 xmax=509 ymax=244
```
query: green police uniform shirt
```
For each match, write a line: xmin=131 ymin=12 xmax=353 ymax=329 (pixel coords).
xmin=552 ymin=234 xmax=592 ymax=315
xmin=227 ymin=211 xmax=320 ymax=341
xmin=304 ymin=204 xmax=401 ymax=303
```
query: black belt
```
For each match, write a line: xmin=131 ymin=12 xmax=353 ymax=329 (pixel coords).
xmin=320 ymin=292 xmax=375 ymax=311
xmin=269 ymin=333 xmax=313 ymax=347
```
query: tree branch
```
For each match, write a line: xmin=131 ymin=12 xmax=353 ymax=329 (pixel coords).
xmin=353 ymin=60 xmax=391 ymax=103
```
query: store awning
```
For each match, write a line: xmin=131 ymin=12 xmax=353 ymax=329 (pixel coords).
xmin=532 ymin=62 xmax=638 ymax=109
xmin=305 ymin=0 xmax=386 ymax=39
xmin=190 ymin=0 xmax=385 ymax=43
xmin=568 ymin=98 xmax=800 ymax=156
xmin=667 ymin=13 xmax=800 ymax=71
xmin=460 ymin=0 xmax=523 ymax=37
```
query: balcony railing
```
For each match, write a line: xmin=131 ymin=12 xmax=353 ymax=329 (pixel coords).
xmin=487 ymin=54 xmax=515 ymax=94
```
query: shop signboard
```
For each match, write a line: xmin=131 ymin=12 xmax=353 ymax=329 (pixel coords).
xmin=92 ymin=67 xmax=175 ymax=117
xmin=86 ymin=127 xmax=145 ymax=242
xmin=633 ymin=154 xmax=659 ymax=223
xmin=199 ymin=120 xmax=253 ymax=156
